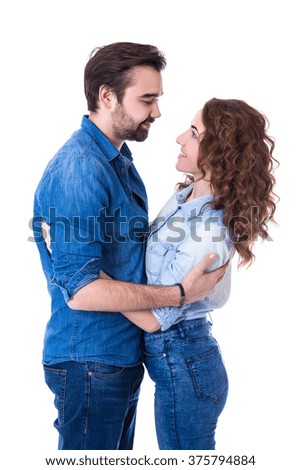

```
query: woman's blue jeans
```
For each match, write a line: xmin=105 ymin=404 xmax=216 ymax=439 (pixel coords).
xmin=43 ymin=361 xmax=144 ymax=450
xmin=143 ymin=317 xmax=228 ymax=450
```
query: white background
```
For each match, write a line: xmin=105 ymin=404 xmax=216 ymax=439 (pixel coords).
xmin=1 ymin=0 xmax=300 ymax=468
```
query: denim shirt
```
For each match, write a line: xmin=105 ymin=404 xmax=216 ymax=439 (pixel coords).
xmin=146 ymin=185 xmax=234 ymax=331
xmin=33 ymin=116 xmax=148 ymax=366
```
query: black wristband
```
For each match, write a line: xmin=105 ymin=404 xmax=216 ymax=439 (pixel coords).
xmin=175 ymin=283 xmax=185 ymax=308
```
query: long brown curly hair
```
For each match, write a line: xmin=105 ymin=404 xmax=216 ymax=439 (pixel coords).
xmin=180 ymin=98 xmax=279 ymax=267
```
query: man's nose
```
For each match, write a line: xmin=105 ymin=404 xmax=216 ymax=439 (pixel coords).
xmin=150 ymin=101 xmax=161 ymax=119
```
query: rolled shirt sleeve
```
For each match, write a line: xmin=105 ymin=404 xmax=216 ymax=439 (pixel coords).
xmin=35 ymin=156 xmax=109 ymax=302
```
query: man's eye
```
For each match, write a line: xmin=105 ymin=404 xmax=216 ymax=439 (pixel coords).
xmin=142 ymin=101 xmax=152 ymax=105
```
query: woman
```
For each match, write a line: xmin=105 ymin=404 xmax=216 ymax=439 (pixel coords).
xmin=115 ymin=98 xmax=278 ymax=449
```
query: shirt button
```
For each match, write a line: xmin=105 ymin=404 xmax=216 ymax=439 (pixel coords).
xmin=120 ymin=167 xmax=125 ymax=173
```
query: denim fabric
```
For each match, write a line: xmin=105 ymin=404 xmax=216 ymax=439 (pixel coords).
xmin=146 ymin=185 xmax=234 ymax=330
xmin=43 ymin=361 xmax=144 ymax=450
xmin=143 ymin=318 xmax=228 ymax=449
xmin=33 ymin=116 xmax=148 ymax=366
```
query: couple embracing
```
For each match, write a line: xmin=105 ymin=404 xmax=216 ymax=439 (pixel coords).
xmin=33 ymin=42 xmax=277 ymax=450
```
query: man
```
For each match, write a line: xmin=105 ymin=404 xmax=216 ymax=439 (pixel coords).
xmin=33 ymin=42 xmax=226 ymax=450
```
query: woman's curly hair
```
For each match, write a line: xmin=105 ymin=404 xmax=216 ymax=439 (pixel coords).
xmin=182 ymin=98 xmax=279 ymax=267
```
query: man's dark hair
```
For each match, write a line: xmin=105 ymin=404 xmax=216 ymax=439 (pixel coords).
xmin=84 ymin=42 xmax=166 ymax=112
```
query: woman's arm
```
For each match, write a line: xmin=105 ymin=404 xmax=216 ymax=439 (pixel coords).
xmin=144 ymin=223 xmax=233 ymax=331
xmin=122 ymin=310 xmax=161 ymax=333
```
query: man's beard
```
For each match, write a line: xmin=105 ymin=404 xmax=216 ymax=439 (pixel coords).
xmin=112 ymin=104 xmax=155 ymax=142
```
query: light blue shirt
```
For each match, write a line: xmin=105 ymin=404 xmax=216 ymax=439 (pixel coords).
xmin=146 ymin=184 xmax=234 ymax=331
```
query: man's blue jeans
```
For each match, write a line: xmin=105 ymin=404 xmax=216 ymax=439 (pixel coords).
xmin=143 ymin=317 xmax=228 ymax=450
xmin=43 ymin=361 xmax=144 ymax=450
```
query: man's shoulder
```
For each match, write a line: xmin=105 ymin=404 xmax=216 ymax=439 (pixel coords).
xmin=54 ymin=128 xmax=95 ymax=160
xmin=46 ymin=128 xmax=111 ymax=174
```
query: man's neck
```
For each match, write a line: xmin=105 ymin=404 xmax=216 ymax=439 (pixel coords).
xmin=89 ymin=113 xmax=123 ymax=150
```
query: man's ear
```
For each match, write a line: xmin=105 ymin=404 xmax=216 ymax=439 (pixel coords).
xmin=98 ymin=85 xmax=116 ymax=109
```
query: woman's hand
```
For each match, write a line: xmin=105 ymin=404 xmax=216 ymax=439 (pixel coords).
xmin=182 ymin=254 xmax=230 ymax=304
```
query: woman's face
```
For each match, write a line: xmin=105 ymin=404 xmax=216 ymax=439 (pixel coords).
xmin=175 ymin=110 xmax=205 ymax=177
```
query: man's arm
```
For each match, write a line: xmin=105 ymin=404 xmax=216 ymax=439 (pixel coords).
xmin=68 ymin=253 xmax=227 ymax=311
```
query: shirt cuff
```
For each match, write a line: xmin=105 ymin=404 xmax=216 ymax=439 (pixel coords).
xmin=51 ymin=257 xmax=103 ymax=303
xmin=150 ymin=305 xmax=189 ymax=331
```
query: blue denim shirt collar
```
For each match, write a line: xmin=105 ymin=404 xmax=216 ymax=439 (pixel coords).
xmin=176 ymin=184 xmax=213 ymax=220
xmin=81 ymin=115 xmax=133 ymax=162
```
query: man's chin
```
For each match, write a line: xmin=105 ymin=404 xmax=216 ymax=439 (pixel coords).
xmin=128 ymin=129 xmax=149 ymax=142
xmin=135 ymin=133 xmax=149 ymax=142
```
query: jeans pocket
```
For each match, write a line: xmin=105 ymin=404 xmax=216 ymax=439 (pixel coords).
xmin=143 ymin=351 xmax=166 ymax=358
xmin=87 ymin=362 xmax=125 ymax=379
xmin=186 ymin=346 xmax=228 ymax=403
xmin=43 ymin=365 xmax=67 ymax=425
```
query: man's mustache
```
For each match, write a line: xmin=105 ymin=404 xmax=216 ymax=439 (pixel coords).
xmin=142 ymin=118 xmax=155 ymax=124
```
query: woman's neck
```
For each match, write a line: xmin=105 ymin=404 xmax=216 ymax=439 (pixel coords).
xmin=186 ymin=176 xmax=212 ymax=202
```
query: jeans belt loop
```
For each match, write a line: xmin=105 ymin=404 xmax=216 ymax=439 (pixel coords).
xmin=176 ymin=322 xmax=186 ymax=338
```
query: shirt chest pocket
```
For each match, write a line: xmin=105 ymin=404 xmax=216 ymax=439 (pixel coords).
xmin=146 ymin=242 xmax=176 ymax=284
